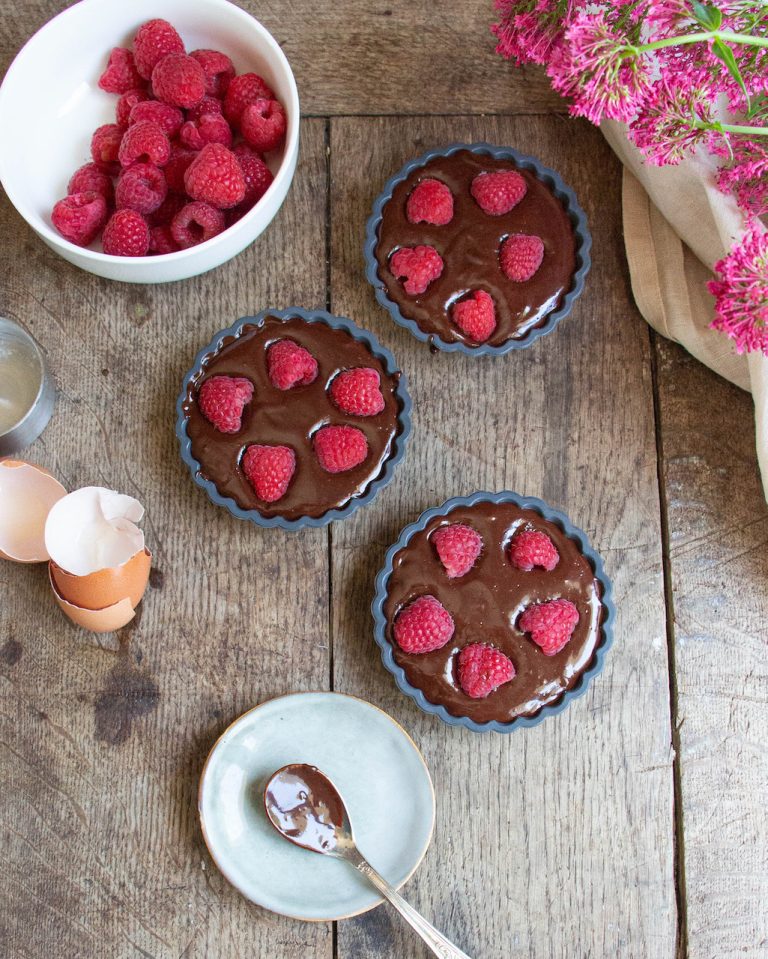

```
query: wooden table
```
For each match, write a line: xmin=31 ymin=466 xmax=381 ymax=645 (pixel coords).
xmin=1 ymin=3 xmax=766 ymax=957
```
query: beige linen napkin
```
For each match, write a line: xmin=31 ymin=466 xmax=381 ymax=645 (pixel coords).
xmin=601 ymin=119 xmax=768 ymax=499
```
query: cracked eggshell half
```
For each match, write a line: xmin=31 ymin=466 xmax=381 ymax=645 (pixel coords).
xmin=0 ymin=459 xmax=67 ymax=562
xmin=49 ymin=566 xmax=136 ymax=633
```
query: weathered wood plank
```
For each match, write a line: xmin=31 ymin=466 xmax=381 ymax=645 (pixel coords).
xmin=0 ymin=0 xmax=564 ymax=117
xmin=655 ymin=338 xmax=768 ymax=959
xmin=329 ymin=115 xmax=677 ymax=959
xmin=0 ymin=120 xmax=332 ymax=958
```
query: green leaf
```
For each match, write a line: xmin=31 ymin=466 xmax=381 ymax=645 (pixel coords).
xmin=711 ymin=37 xmax=750 ymax=108
xmin=690 ymin=1 xmax=723 ymax=30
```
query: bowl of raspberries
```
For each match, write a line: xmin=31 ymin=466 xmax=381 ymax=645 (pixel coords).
xmin=0 ymin=0 xmax=299 ymax=283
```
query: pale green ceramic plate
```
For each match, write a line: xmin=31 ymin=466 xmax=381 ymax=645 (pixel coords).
xmin=198 ymin=691 xmax=435 ymax=921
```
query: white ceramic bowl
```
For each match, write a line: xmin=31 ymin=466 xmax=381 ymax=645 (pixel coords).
xmin=0 ymin=0 xmax=299 ymax=284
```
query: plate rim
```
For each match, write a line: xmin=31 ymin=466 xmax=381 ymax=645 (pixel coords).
xmin=198 ymin=690 xmax=436 ymax=922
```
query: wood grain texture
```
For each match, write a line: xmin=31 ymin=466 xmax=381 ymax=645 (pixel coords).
xmin=329 ymin=115 xmax=677 ymax=959
xmin=655 ymin=339 xmax=768 ymax=959
xmin=0 ymin=0 xmax=564 ymax=117
xmin=0 ymin=121 xmax=332 ymax=958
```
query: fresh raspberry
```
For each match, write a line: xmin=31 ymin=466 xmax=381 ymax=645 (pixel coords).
xmin=508 ymin=530 xmax=560 ymax=572
xmin=190 ymin=49 xmax=235 ymax=97
xmin=224 ymin=72 xmax=274 ymax=127
xmin=148 ymin=191 xmax=185 ymax=227
xmin=266 ymin=339 xmax=318 ymax=390
xmin=406 ymin=179 xmax=454 ymax=226
xmin=393 ymin=595 xmax=454 ymax=654
xmin=187 ymin=95 xmax=224 ymax=120
xmin=101 ymin=209 xmax=150 ymax=256
xmin=51 ymin=192 xmax=108 ymax=247
xmin=133 ymin=19 xmax=185 ymax=80
xmin=451 ymin=290 xmax=496 ymax=343
xmin=329 ymin=368 xmax=385 ymax=417
xmin=170 ymin=201 xmax=225 ymax=248
xmin=164 ymin=145 xmax=198 ymax=193
xmin=519 ymin=598 xmax=579 ymax=656
xmin=471 ymin=170 xmax=527 ymax=216
xmin=457 ymin=643 xmax=516 ymax=699
xmin=115 ymin=163 xmax=167 ymax=215
xmin=184 ymin=143 xmax=245 ymax=209
xmin=242 ymin=444 xmax=296 ymax=503
xmin=116 ymin=88 xmax=150 ymax=127
xmin=152 ymin=53 xmax=206 ymax=109
xmin=91 ymin=123 xmax=124 ymax=169
xmin=241 ymin=99 xmax=287 ymax=153
xmin=198 ymin=375 xmax=254 ymax=433
xmin=129 ymin=100 xmax=184 ymax=137
xmin=500 ymin=234 xmax=545 ymax=282
xmin=314 ymin=425 xmax=369 ymax=473
xmin=432 ymin=524 xmax=483 ymax=578
xmin=68 ymin=163 xmax=114 ymax=203
xmin=118 ymin=120 xmax=171 ymax=168
xmin=148 ymin=225 xmax=179 ymax=255
xmin=390 ymin=245 xmax=444 ymax=296
xmin=179 ymin=113 xmax=233 ymax=150
xmin=98 ymin=48 xmax=144 ymax=94
xmin=233 ymin=145 xmax=274 ymax=206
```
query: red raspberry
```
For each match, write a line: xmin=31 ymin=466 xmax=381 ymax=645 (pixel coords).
xmin=68 ymin=163 xmax=113 ymax=203
xmin=98 ymin=48 xmax=143 ymax=94
xmin=170 ymin=201 xmax=225 ymax=249
xmin=152 ymin=53 xmax=206 ymax=109
xmin=224 ymin=72 xmax=274 ymax=127
xmin=241 ymin=99 xmax=287 ymax=153
xmin=519 ymin=598 xmax=579 ymax=656
xmin=500 ymin=234 xmax=545 ymax=282
xmin=390 ymin=245 xmax=444 ymax=296
xmin=233 ymin=145 xmax=274 ymax=206
xmin=90 ymin=123 xmax=124 ymax=169
xmin=329 ymin=368 xmax=385 ymax=417
xmin=393 ymin=595 xmax=454 ymax=654
xmin=314 ymin=425 xmax=368 ymax=473
xmin=184 ymin=143 xmax=245 ymax=209
xmin=471 ymin=170 xmax=527 ymax=216
xmin=406 ymin=179 xmax=454 ymax=226
xmin=116 ymin=88 xmax=150 ymax=127
xmin=458 ymin=643 xmax=516 ymax=699
xmin=451 ymin=290 xmax=496 ymax=343
xmin=164 ymin=145 xmax=198 ymax=193
xmin=187 ymin=95 xmax=224 ymax=121
xmin=118 ymin=120 xmax=171 ymax=168
xmin=190 ymin=49 xmax=235 ymax=98
xmin=266 ymin=339 xmax=318 ymax=390
xmin=148 ymin=225 xmax=179 ymax=255
xmin=51 ymin=192 xmax=108 ymax=247
xmin=115 ymin=163 xmax=167 ymax=215
xmin=508 ymin=530 xmax=559 ymax=572
xmin=129 ymin=100 xmax=184 ymax=137
xmin=198 ymin=375 xmax=254 ymax=433
xmin=242 ymin=444 xmax=296 ymax=503
xmin=432 ymin=524 xmax=483 ymax=579
xmin=148 ymin=191 xmax=185 ymax=227
xmin=133 ymin=19 xmax=185 ymax=80
xmin=179 ymin=113 xmax=233 ymax=150
xmin=101 ymin=209 xmax=150 ymax=257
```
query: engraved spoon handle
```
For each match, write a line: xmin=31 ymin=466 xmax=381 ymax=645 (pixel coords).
xmin=355 ymin=858 xmax=473 ymax=959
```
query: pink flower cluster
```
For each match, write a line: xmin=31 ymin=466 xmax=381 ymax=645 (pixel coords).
xmin=493 ymin=0 xmax=768 ymax=355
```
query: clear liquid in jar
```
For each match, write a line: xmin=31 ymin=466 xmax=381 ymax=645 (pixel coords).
xmin=0 ymin=333 xmax=41 ymax=434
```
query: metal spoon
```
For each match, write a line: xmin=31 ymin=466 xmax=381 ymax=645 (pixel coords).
xmin=264 ymin=763 xmax=473 ymax=959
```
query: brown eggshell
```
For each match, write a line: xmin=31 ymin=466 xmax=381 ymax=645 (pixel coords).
xmin=49 ymin=548 xmax=151 ymax=611
xmin=49 ymin=569 xmax=136 ymax=634
xmin=0 ymin=459 xmax=67 ymax=562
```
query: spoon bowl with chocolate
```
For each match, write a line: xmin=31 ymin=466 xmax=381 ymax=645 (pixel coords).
xmin=365 ymin=143 xmax=591 ymax=355
xmin=372 ymin=490 xmax=615 ymax=732
xmin=265 ymin=763 xmax=473 ymax=959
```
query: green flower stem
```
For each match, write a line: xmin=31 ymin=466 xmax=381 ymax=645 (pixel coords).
xmin=694 ymin=119 xmax=768 ymax=137
xmin=633 ymin=29 xmax=768 ymax=54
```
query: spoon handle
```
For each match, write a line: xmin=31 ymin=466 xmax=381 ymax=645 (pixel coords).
xmin=355 ymin=859 xmax=474 ymax=959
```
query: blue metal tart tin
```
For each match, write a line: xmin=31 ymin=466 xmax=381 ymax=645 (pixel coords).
xmin=364 ymin=142 xmax=592 ymax=356
xmin=176 ymin=307 xmax=412 ymax=531
xmin=371 ymin=490 xmax=614 ymax=732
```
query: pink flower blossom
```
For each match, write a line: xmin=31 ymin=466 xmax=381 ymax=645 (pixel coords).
xmin=711 ymin=137 xmax=768 ymax=216
xmin=628 ymin=80 xmax=714 ymax=164
xmin=709 ymin=227 xmax=768 ymax=355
